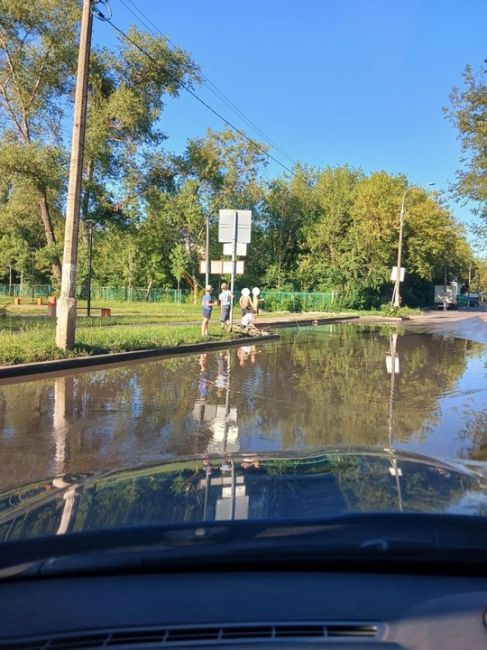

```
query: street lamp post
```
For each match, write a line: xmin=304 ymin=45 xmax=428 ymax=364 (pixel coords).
xmin=393 ymin=183 xmax=435 ymax=308
xmin=85 ymin=220 xmax=94 ymax=317
xmin=30 ymin=247 xmax=36 ymax=302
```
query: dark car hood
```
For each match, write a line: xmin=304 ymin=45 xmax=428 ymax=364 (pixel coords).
xmin=1 ymin=448 xmax=487 ymax=543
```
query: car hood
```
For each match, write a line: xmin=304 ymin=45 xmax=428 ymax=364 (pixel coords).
xmin=1 ymin=448 xmax=487 ymax=542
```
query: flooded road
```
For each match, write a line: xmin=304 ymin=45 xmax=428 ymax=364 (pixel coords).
xmin=1 ymin=324 xmax=487 ymax=490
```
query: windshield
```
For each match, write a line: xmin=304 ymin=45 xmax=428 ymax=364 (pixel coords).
xmin=0 ymin=1 xmax=486 ymax=568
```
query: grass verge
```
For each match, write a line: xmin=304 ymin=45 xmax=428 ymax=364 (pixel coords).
xmin=0 ymin=298 xmax=421 ymax=366
xmin=0 ymin=320 xmax=235 ymax=366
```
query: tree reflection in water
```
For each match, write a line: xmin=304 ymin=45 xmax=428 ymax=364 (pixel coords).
xmin=0 ymin=324 xmax=485 ymax=489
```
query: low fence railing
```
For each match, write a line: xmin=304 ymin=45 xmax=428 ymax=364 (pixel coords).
xmin=0 ymin=285 xmax=187 ymax=303
xmin=260 ymin=291 xmax=335 ymax=312
xmin=0 ymin=285 xmax=337 ymax=311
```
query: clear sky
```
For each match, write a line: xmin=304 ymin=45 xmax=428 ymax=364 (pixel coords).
xmin=92 ymin=0 xmax=487 ymax=234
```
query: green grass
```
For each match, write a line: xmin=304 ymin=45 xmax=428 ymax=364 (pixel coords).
xmin=0 ymin=296 xmax=421 ymax=366
xmin=0 ymin=296 xmax=203 ymax=321
xmin=0 ymin=320 xmax=236 ymax=365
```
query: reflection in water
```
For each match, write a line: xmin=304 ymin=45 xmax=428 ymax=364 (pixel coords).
xmin=0 ymin=325 xmax=486 ymax=489
xmin=53 ymin=376 xmax=75 ymax=476
xmin=3 ymin=450 xmax=487 ymax=542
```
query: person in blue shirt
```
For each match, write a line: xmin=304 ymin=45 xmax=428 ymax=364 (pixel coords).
xmin=201 ymin=285 xmax=216 ymax=337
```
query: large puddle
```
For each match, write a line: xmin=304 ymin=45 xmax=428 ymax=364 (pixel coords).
xmin=1 ymin=324 xmax=487 ymax=490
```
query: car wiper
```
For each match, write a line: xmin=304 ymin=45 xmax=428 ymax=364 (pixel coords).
xmin=1 ymin=512 xmax=487 ymax=579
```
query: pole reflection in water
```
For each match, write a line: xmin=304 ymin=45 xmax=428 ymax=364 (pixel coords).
xmin=53 ymin=375 xmax=75 ymax=477
xmin=194 ymin=348 xmax=253 ymax=521
xmin=53 ymin=375 xmax=80 ymax=535
xmin=193 ymin=350 xmax=239 ymax=454
xmin=385 ymin=331 xmax=403 ymax=511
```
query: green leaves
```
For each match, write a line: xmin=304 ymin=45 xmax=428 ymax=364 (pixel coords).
xmin=446 ymin=64 xmax=487 ymax=220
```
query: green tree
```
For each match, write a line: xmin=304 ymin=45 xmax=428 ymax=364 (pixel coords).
xmin=170 ymin=243 xmax=190 ymax=293
xmin=0 ymin=233 xmax=30 ymax=291
xmin=0 ymin=0 xmax=81 ymax=281
xmin=446 ymin=64 xmax=487 ymax=221
xmin=252 ymin=166 xmax=315 ymax=289
xmin=298 ymin=165 xmax=362 ymax=293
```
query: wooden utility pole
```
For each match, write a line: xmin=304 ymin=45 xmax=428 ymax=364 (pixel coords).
xmin=56 ymin=0 xmax=93 ymax=350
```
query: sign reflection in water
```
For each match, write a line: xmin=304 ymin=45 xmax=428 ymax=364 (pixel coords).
xmin=0 ymin=325 xmax=487 ymax=490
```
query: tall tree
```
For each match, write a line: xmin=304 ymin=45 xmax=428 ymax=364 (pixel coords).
xmin=0 ymin=0 xmax=81 ymax=281
xmin=446 ymin=64 xmax=487 ymax=222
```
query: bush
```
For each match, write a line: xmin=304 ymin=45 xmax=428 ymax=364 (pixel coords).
xmin=262 ymin=293 xmax=303 ymax=312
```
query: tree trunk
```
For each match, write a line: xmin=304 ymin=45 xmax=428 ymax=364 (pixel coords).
xmin=38 ymin=187 xmax=62 ymax=282
xmin=8 ymin=265 xmax=12 ymax=296
xmin=145 ymin=278 xmax=154 ymax=301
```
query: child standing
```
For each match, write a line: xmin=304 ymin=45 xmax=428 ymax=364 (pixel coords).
xmin=219 ymin=282 xmax=233 ymax=331
xmin=201 ymin=285 xmax=216 ymax=337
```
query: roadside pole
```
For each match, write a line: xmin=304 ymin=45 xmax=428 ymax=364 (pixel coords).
xmin=56 ymin=0 xmax=93 ymax=350
xmin=205 ymin=214 xmax=210 ymax=289
xmin=229 ymin=211 xmax=238 ymax=327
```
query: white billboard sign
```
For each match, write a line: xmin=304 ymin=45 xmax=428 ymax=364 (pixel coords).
xmin=199 ymin=261 xmax=245 ymax=275
xmin=223 ymin=242 xmax=247 ymax=256
xmin=218 ymin=209 xmax=252 ymax=244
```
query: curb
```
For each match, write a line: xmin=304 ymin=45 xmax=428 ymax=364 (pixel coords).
xmin=0 ymin=333 xmax=280 ymax=382
xmin=358 ymin=315 xmax=409 ymax=323
xmin=257 ymin=315 xmax=359 ymax=328
xmin=0 ymin=315 xmax=360 ymax=382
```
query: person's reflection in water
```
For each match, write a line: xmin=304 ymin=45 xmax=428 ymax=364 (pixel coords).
xmin=215 ymin=351 xmax=229 ymax=392
xmin=240 ymin=454 xmax=261 ymax=470
xmin=238 ymin=346 xmax=251 ymax=366
xmin=238 ymin=345 xmax=261 ymax=366
xmin=198 ymin=353 xmax=209 ymax=400
xmin=249 ymin=346 xmax=259 ymax=364
xmin=203 ymin=456 xmax=215 ymax=476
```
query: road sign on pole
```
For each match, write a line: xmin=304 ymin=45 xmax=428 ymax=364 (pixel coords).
xmin=223 ymin=242 xmax=247 ymax=256
xmin=218 ymin=210 xmax=252 ymax=243
xmin=199 ymin=261 xmax=245 ymax=274
xmin=390 ymin=266 xmax=405 ymax=282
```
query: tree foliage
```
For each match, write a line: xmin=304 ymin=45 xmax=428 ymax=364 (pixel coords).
xmin=446 ymin=64 xmax=487 ymax=220
xmin=0 ymin=1 xmax=476 ymax=309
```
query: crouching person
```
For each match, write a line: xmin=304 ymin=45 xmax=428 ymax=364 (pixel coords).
xmin=240 ymin=311 xmax=260 ymax=335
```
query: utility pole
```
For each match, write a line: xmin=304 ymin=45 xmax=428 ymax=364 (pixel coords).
xmin=229 ymin=211 xmax=238 ymax=326
xmin=205 ymin=214 xmax=210 ymax=289
xmin=56 ymin=0 xmax=94 ymax=350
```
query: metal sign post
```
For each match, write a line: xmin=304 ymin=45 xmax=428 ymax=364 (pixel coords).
xmin=230 ymin=211 xmax=238 ymax=326
xmin=218 ymin=209 xmax=252 ymax=329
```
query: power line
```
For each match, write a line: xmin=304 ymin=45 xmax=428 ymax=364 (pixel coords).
xmin=118 ymin=0 xmax=296 ymax=165
xmin=107 ymin=0 xmax=295 ymax=173
xmin=102 ymin=15 xmax=294 ymax=175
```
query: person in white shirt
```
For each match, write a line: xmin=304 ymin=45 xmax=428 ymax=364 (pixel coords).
xmin=218 ymin=282 xmax=233 ymax=331
xmin=240 ymin=311 xmax=259 ymax=335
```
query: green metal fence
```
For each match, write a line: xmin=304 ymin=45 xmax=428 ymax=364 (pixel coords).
xmin=0 ymin=284 xmax=335 ymax=310
xmin=0 ymin=284 xmax=53 ymax=297
xmin=260 ymin=290 xmax=335 ymax=312
xmin=92 ymin=287 xmax=187 ymax=303
xmin=0 ymin=284 xmax=188 ymax=303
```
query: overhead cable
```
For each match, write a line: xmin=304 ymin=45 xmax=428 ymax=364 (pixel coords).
xmin=118 ymin=0 xmax=296 ymax=166
xmin=95 ymin=3 xmax=294 ymax=174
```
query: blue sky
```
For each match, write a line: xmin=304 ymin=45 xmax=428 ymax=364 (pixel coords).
xmin=93 ymin=0 xmax=486 ymax=234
